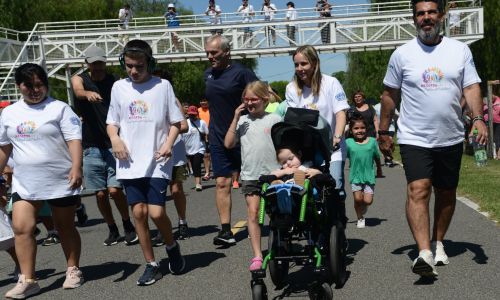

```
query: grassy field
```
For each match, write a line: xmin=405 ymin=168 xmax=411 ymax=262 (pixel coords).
xmin=392 ymin=145 xmax=499 ymax=223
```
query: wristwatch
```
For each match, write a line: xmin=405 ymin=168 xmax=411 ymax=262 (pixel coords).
xmin=378 ymin=130 xmax=391 ymax=136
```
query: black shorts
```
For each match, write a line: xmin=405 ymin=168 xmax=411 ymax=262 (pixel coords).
xmin=241 ymin=180 xmax=261 ymax=196
xmin=11 ymin=192 xmax=80 ymax=207
xmin=400 ymin=142 xmax=463 ymax=189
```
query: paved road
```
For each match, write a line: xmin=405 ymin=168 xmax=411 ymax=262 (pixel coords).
xmin=1 ymin=165 xmax=499 ymax=299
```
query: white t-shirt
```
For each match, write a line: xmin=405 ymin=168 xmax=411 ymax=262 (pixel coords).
xmin=285 ymin=74 xmax=350 ymax=161
xmin=262 ymin=3 xmax=277 ymax=21
xmin=206 ymin=5 xmax=222 ymax=25
xmin=118 ymin=8 xmax=133 ymax=25
xmin=106 ymin=77 xmax=184 ymax=180
xmin=286 ymin=7 xmax=298 ymax=21
xmin=183 ymin=118 xmax=208 ymax=156
xmin=373 ymin=103 xmax=398 ymax=132
xmin=383 ymin=37 xmax=481 ymax=147
xmin=0 ymin=98 xmax=82 ymax=200
xmin=238 ymin=5 xmax=255 ymax=23
xmin=172 ymin=136 xmax=187 ymax=167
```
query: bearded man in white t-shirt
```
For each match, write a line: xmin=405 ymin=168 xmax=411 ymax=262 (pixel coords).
xmin=379 ymin=0 xmax=487 ymax=278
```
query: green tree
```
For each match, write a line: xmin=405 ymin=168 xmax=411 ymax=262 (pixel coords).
xmin=470 ymin=0 xmax=500 ymax=91
xmin=269 ymin=80 xmax=288 ymax=101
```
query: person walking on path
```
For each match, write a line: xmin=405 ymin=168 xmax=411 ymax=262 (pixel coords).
xmin=106 ymin=40 xmax=186 ymax=286
xmin=350 ymin=90 xmax=383 ymax=177
xmin=183 ymin=106 xmax=208 ymax=192
xmin=72 ymin=46 xmax=138 ymax=247
xmin=224 ymin=80 xmax=281 ymax=271
xmin=1 ymin=63 xmax=84 ymax=298
xmin=164 ymin=3 xmax=180 ymax=52
xmin=198 ymin=98 xmax=212 ymax=180
xmin=346 ymin=114 xmax=381 ymax=229
xmin=379 ymin=0 xmax=487 ymax=278
xmin=204 ymin=35 xmax=258 ymax=246
xmin=285 ymin=45 xmax=349 ymax=227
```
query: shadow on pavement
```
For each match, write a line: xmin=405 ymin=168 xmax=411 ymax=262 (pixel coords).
xmin=188 ymin=225 xmax=219 ymax=238
xmin=160 ymin=251 xmax=226 ymax=274
xmin=81 ymin=261 xmax=141 ymax=282
xmin=345 ymin=238 xmax=368 ymax=266
xmin=76 ymin=218 xmax=106 ymax=228
xmin=391 ymin=239 xmax=488 ymax=264
xmin=365 ymin=217 xmax=388 ymax=227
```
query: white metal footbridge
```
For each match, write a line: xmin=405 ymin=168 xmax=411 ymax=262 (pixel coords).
xmin=0 ymin=0 xmax=484 ymax=103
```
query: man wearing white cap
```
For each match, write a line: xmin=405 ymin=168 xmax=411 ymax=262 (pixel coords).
xmin=71 ymin=46 xmax=138 ymax=247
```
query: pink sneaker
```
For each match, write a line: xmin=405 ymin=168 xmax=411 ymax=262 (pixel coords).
xmin=63 ymin=266 xmax=84 ymax=289
xmin=5 ymin=274 xmax=40 ymax=299
xmin=249 ymin=257 xmax=263 ymax=271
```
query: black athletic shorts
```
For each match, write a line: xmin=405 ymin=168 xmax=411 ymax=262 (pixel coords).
xmin=11 ymin=192 xmax=80 ymax=207
xmin=399 ymin=142 xmax=463 ymax=189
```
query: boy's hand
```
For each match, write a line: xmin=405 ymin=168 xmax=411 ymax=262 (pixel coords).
xmin=155 ymin=144 xmax=172 ymax=162
xmin=111 ymin=137 xmax=130 ymax=160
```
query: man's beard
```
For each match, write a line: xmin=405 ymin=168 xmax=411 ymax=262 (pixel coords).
xmin=416 ymin=19 xmax=442 ymax=44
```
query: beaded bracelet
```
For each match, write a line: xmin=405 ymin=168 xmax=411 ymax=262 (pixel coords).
xmin=472 ymin=115 xmax=484 ymax=123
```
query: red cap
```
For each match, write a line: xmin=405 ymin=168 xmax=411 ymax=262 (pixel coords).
xmin=0 ymin=101 xmax=10 ymax=108
xmin=187 ymin=105 xmax=199 ymax=115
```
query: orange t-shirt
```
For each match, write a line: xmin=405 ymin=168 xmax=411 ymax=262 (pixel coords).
xmin=198 ymin=107 xmax=210 ymax=127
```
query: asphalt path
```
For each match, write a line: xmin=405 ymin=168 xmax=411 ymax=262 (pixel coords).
xmin=1 ymin=164 xmax=499 ymax=299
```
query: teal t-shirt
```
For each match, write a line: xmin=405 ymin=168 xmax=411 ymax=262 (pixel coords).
xmin=346 ymin=137 xmax=380 ymax=184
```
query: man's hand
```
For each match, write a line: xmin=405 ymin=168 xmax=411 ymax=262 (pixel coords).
xmin=86 ymin=91 xmax=103 ymax=103
xmin=378 ymin=135 xmax=394 ymax=157
xmin=470 ymin=120 xmax=488 ymax=145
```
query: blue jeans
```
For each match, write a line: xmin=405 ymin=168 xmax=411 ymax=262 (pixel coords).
xmin=83 ymin=147 xmax=122 ymax=193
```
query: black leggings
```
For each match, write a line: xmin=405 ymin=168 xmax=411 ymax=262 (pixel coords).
xmin=187 ymin=153 xmax=204 ymax=177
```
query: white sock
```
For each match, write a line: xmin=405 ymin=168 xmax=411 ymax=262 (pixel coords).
xmin=148 ymin=261 xmax=159 ymax=267
xmin=179 ymin=219 xmax=187 ymax=225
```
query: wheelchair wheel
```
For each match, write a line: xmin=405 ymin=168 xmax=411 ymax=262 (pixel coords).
xmin=251 ymin=281 xmax=268 ymax=300
xmin=327 ymin=223 xmax=347 ymax=286
xmin=308 ymin=282 xmax=333 ymax=300
xmin=268 ymin=229 xmax=289 ymax=287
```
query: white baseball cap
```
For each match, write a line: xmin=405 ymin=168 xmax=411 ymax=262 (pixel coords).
xmin=168 ymin=3 xmax=175 ymax=8
xmin=85 ymin=46 xmax=106 ymax=63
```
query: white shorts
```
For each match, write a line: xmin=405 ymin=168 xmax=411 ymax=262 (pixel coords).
xmin=351 ymin=183 xmax=375 ymax=194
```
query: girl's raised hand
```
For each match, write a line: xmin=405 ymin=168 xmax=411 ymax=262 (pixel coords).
xmin=234 ymin=103 xmax=247 ymax=120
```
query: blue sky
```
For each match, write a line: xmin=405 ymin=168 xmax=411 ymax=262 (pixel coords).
xmin=174 ymin=0 xmax=368 ymax=82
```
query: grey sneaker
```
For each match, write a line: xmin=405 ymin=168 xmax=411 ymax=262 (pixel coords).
xmin=137 ymin=263 xmax=162 ymax=286
xmin=412 ymin=249 xmax=438 ymax=277
xmin=432 ymin=241 xmax=449 ymax=266
xmin=166 ymin=242 xmax=185 ymax=275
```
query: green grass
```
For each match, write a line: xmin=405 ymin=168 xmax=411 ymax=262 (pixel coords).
xmin=392 ymin=144 xmax=500 ymax=223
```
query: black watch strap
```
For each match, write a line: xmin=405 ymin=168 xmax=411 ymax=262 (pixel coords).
xmin=378 ymin=130 xmax=391 ymax=136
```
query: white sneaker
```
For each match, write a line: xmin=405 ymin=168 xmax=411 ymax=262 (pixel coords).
xmin=432 ymin=241 xmax=449 ymax=266
xmin=356 ymin=218 xmax=365 ymax=228
xmin=412 ymin=249 xmax=438 ymax=277
xmin=63 ymin=266 xmax=84 ymax=289
xmin=195 ymin=184 xmax=202 ymax=192
xmin=5 ymin=274 xmax=40 ymax=299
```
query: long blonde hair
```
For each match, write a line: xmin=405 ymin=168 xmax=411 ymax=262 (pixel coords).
xmin=242 ymin=81 xmax=271 ymax=106
xmin=292 ymin=45 xmax=322 ymax=97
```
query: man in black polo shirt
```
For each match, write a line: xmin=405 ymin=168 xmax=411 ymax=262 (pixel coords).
xmin=204 ymin=35 xmax=258 ymax=246
xmin=71 ymin=46 xmax=137 ymax=246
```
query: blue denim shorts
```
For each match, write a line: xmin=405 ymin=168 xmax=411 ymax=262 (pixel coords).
xmin=83 ymin=147 xmax=122 ymax=193
xmin=121 ymin=177 xmax=169 ymax=206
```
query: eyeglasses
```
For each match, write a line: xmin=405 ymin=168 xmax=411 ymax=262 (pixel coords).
xmin=243 ymin=97 xmax=261 ymax=103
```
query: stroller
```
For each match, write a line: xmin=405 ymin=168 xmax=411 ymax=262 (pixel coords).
xmin=251 ymin=108 xmax=348 ymax=300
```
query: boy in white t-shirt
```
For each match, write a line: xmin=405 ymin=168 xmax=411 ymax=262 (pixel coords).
xmin=106 ymin=40 xmax=185 ymax=286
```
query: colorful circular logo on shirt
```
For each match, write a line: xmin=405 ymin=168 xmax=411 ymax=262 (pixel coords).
xmin=128 ymin=100 xmax=149 ymax=118
xmin=16 ymin=121 xmax=36 ymax=134
xmin=422 ymin=67 xmax=444 ymax=83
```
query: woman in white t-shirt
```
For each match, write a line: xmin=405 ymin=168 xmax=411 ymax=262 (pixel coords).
xmin=285 ymin=45 xmax=350 ymax=225
xmin=0 ymin=63 xmax=84 ymax=298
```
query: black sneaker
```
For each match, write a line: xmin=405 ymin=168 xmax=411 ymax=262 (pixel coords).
xmin=166 ymin=242 xmax=185 ymax=275
xmin=42 ymin=233 xmax=60 ymax=246
xmin=136 ymin=263 xmax=162 ymax=286
xmin=173 ymin=224 xmax=189 ymax=240
xmin=213 ymin=230 xmax=236 ymax=246
xmin=151 ymin=232 xmax=165 ymax=247
xmin=124 ymin=229 xmax=139 ymax=245
xmin=75 ymin=204 xmax=88 ymax=226
xmin=104 ymin=231 xmax=120 ymax=246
